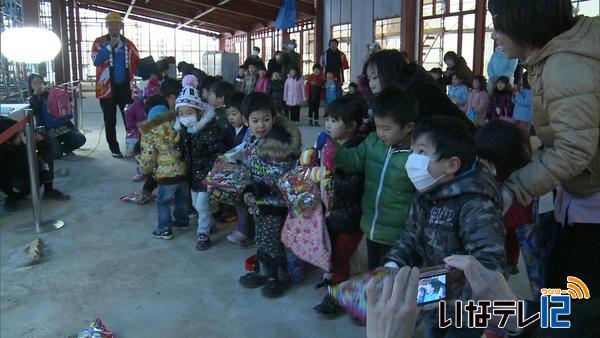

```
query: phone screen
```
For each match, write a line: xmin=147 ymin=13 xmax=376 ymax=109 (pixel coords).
xmin=417 ymin=273 xmax=447 ymax=305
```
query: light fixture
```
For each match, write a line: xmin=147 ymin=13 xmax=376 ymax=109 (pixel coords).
xmin=1 ymin=27 xmax=62 ymax=63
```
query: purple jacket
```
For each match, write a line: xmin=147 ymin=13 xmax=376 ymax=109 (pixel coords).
xmin=125 ymin=100 xmax=146 ymax=136
xmin=284 ymin=76 xmax=306 ymax=106
xmin=487 ymin=91 xmax=514 ymax=120
xmin=254 ymin=76 xmax=270 ymax=94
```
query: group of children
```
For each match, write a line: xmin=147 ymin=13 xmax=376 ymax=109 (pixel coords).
xmin=432 ymin=67 xmax=533 ymax=133
xmin=127 ymin=60 xmax=532 ymax=337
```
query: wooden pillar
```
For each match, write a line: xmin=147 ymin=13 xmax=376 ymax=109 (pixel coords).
xmin=401 ymin=0 xmax=417 ymax=62
xmin=246 ymin=32 xmax=252 ymax=60
xmin=68 ymin=0 xmax=79 ymax=81
xmin=23 ymin=0 xmax=39 ymax=26
xmin=282 ymin=29 xmax=290 ymax=46
xmin=75 ymin=1 xmax=84 ymax=81
xmin=314 ymin=0 xmax=324 ymax=67
xmin=473 ymin=0 xmax=486 ymax=75
xmin=219 ymin=36 xmax=226 ymax=51
xmin=50 ymin=0 xmax=71 ymax=84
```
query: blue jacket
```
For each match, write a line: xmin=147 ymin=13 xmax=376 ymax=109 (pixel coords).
xmin=447 ymin=84 xmax=469 ymax=111
xmin=512 ymin=88 xmax=533 ymax=122
xmin=324 ymin=80 xmax=341 ymax=104
xmin=93 ymin=37 xmax=131 ymax=84
xmin=487 ymin=50 xmax=518 ymax=90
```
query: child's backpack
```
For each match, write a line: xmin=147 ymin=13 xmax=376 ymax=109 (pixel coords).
xmin=47 ymin=87 xmax=73 ymax=120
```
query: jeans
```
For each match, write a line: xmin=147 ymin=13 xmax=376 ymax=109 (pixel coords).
xmin=48 ymin=129 xmax=86 ymax=159
xmin=99 ymin=83 xmax=131 ymax=154
xmin=191 ymin=191 xmax=215 ymax=235
xmin=156 ymin=181 xmax=189 ymax=233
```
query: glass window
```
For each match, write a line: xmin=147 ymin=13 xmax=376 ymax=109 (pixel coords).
xmin=573 ymin=0 xmax=599 ymax=17
xmin=374 ymin=17 xmax=401 ymax=50
xmin=331 ymin=23 xmax=352 ymax=87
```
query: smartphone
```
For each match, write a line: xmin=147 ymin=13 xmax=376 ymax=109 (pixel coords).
xmin=417 ymin=265 xmax=465 ymax=306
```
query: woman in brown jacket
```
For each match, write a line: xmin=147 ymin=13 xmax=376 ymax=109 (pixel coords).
xmin=490 ymin=0 xmax=599 ymax=334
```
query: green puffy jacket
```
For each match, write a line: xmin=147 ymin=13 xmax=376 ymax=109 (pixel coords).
xmin=334 ymin=132 xmax=415 ymax=245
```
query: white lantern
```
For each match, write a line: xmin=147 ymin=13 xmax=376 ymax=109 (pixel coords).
xmin=1 ymin=27 xmax=62 ymax=63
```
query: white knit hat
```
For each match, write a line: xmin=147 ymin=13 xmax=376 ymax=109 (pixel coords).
xmin=175 ymin=85 xmax=203 ymax=111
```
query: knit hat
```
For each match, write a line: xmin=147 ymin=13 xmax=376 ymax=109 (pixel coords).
xmin=147 ymin=104 xmax=169 ymax=121
xmin=175 ymin=85 xmax=203 ymax=111
xmin=142 ymin=77 xmax=161 ymax=98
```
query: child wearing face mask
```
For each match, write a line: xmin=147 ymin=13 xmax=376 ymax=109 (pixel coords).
xmin=383 ymin=116 xmax=506 ymax=338
xmin=326 ymin=86 xmax=417 ymax=271
xmin=238 ymin=92 xmax=301 ymax=298
xmin=175 ymin=84 xmax=226 ymax=250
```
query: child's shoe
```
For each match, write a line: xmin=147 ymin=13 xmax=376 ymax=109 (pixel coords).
xmin=152 ymin=229 xmax=173 ymax=240
xmin=195 ymin=233 xmax=211 ymax=251
xmin=240 ymin=251 xmax=267 ymax=288
xmin=227 ymin=230 xmax=247 ymax=244
xmin=131 ymin=166 xmax=145 ymax=182
xmin=261 ymin=255 xmax=288 ymax=298
xmin=313 ymin=294 xmax=343 ymax=317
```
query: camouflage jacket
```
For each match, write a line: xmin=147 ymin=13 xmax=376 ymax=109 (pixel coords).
xmin=384 ymin=162 xmax=506 ymax=272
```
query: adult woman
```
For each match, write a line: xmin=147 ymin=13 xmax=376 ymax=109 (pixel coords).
xmin=490 ymin=0 xmax=599 ymax=332
xmin=442 ymin=51 xmax=474 ymax=88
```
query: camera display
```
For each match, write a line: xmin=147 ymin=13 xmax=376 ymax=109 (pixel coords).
xmin=417 ymin=273 xmax=447 ymax=305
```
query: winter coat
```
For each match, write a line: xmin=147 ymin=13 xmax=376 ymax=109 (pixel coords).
xmin=224 ymin=125 xmax=248 ymax=151
xmin=283 ymin=77 xmax=306 ymax=106
xmin=447 ymin=84 xmax=469 ymax=111
xmin=334 ymin=132 xmax=415 ymax=246
xmin=488 ymin=91 xmax=514 ymax=120
xmin=320 ymin=49 xmax=350 ymax=83
xmin=324 ymin=80 xmax=341 ymax=104
xmin=512 ymin=88 xmax=533 ymax=123
xmin=442 ymin=58 xmax=474 ymax=88
xmin=505 ymin=16 xmax=600 ymax=203
xmin=91 ymin=34 xmax=139 ymax=99
xmin=234 ymin=75 xmax=245 ymax=92
xmin=124 ymin=99 xmax=146 ymax=136
xmin=269 ymin=79 xmax=284 ymax=103
xmin=177 ymin=108 xmax=226 ymax=192
xmin=242 ymin=55 xmax=265 ymax=70
xmin=327 ymin=136 xmax=365 ymax=233
xmin=267 ymin=57 xmax=282 ymax=78
xmin=138 ymin=111 xmax=186 ymax=184
xmin=305 ymin=74 xmax=325 ymax=102
xmin=243 ymin=116 xmax=302 ymax=212
xmin=356 ymin=74 xmax=373 ymax=104
xmin=384 ymin=162 xmax=506 ymax=270
xmin=254 ymin=76 xmax=270 ymax=94
xmin=243 ymin=73 xmax=257 ymax=95
xmin=281 ymin=51 xmax=301 ymax=82
xmin=487 ymin=49 xmax=519 ymax=92
xmin=464 ymin=89 xmax=489 ymax=124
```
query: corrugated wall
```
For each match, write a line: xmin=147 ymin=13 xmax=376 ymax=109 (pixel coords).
xmin=323 ymin=0 xmax=402 ymax=80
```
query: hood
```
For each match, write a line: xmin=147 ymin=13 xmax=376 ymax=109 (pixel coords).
xmin=139 ymin=110 xmax=177 ymax=133
xmin=257 ymin=115 xmax=302 ymax=161
xmin=174 ymin=105 xmax=216 ymax=134
xmin=422 ymin=162 xmax=501 ymax=203
xmin=528 ymin=16 xmax=599 ymax=66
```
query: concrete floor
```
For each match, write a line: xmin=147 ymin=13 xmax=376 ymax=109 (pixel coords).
xmin=1 ymin=96 xmax=539 ymax=338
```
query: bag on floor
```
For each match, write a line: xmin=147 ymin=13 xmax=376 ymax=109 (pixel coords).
xmin=203 ymin=158 xmax=252 ymax=205
xmin=281 ymin=203 xmax=331 ymax=270
xmin=68 ymin=317 xmax=115 ymax=338
xmin=47 ymin=87 xmax=73 ymax=120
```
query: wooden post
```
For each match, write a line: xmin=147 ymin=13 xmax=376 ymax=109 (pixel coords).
xmin=473 ymin=0 xmax=486 ymax=75
xmin=75 ymin=1 xmax=84 ymax=81
xmin=314 ymin=0 xmax=324 ymax=66
xmin=68 ymin=0 xmax=79 ymax=81
xmin=50 ymin=0 xmax=70 ymax=84
xmin=401 ymin=0 xmax=417 ymax=62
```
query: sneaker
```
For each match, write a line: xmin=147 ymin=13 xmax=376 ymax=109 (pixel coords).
xmin=3 ymin=195 xmax=18 ymax=212
xmin=261 ymin=278 xmax=286 ymax=298
xmin=239 ymin=272 xmax=267 ymax=288
xmin=195 ymin=233 xmax=211 ymax=251
xmin=238 ymin=238 xmax=255 ymax=247
xmin=227 ymin=230 xmax=247 ymax=244
xmin=112 ymin=152 xmax=124 ymax=158
xmin=152 ymin=229 xmax=174 ymax=240
xmin=314 ymin=294 xmax=343 ymax=316
xmin=172 ymin=222 xmax=191 ymax=231
xmin=131 ymin=173 xmax=145 ymax=182
xmin=43 ymin=189 xmax=71 ymax=201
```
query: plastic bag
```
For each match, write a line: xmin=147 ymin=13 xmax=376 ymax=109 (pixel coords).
xmin=69 ymin=317 xmax=115 ymax=338
xmin=203 ymin=158 xmax=252 ymax=204
xmin=124 ymin=132 xmax=139 ymax=158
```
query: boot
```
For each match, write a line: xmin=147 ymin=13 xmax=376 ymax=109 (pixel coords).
xmin=239 ymin=250 xmax=267 ymax=288
xmin=261 ymin=255 xmax=288 ymax=298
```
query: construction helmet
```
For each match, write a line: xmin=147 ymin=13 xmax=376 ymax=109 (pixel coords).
xmin=105 ymin=12 xmax=122 ymax=23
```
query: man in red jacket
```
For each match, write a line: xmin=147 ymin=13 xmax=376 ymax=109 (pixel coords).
xmin=91 ymin=12 xmax=140 ymax=158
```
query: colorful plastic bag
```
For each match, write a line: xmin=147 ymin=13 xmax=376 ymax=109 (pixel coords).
xmin=68 ymin=317 xmax=115 ymax=338
xmin=329 ymin=267 xmax=397 ymax=324
xmin=278 ymin=166 xmax=321 ymax=218
xmin=124 ymin=132 xmax=139 ymax=158
xmin=281 ymin=203 xmax=331 ymax=270
xmin=203 ymin=158 xmax=252 ymax=205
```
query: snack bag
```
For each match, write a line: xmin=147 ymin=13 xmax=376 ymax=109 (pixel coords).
xmin=203 ymin=158 xmax=252 ymax=204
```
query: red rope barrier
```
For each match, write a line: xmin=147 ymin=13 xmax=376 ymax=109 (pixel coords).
xmin=0 ymin=116 xmax=28 ymax=145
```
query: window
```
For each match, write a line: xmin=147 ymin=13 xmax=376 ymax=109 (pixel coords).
xmin=331 ymin=23 xmax=352 ymax=87
xmin=374 ymin=17 xmax=401 ymax=50
xmin=572 ymin=0 xmax=599 ymax=16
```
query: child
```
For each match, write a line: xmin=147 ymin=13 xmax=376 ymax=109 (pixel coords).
xmin=235 ymin=65 xmax=246 ymax=92
xmin=324 ymin=71 xmax=341 ymax=106
xmin=238 ymin=92 xmax=301 ymax=298
xmin=447 ymin=73 xmax=469 ymax=111
xmin=476 ymin=120 xmax=532 ymax=275
xmin=224 ymin=91 xmax=254 ymax=246
xmin=464 ymin=75 xmax=489 ymax=126
xmin=512 ymin=72 xmax=533 ymax=133
xmin=283 ymin=67 xmax=306 ymax=124
xmin=313 ymin=96 xmax=366 ymax=316
xmin=346 ymin=82 xmax=358 ymax=96
xmin=243 ymin=64 xmax=258 ymax=95
xmin=331 ymin=85 xmax=417 ymax=270
xmin=208 ymin=80 xmax=236 ymax=134
xmin=200 ymin=76 xmax=218 ymax=103
xmin=254 ymin=67 xmax=270 ymax=94
xmin=305 ymin=64 xmax=325 ymax=126
xmin=383 ymin=116 xmax=506 ymax=338
xmin=429 ymin=67 xmax=446 ymax=93
xmin=138 ymin=103 xmax=188 ymax=240
xmin=487 ymin=76 xmax=514 ymax=121
xmin=175 ymin=84 xmax=226 ymax=250
xmin=269 ymin=71 xmax=284 ymax=115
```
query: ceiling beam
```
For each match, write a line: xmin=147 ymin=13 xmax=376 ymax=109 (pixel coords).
xmin=176 ymin=0 xmax=231 ymax=30
xmin=247 ymin=0 xmax=315 ymax=16
xmin=182 ymin=0 xmax=276 ymax=23
xmin=124 ymin=0 xmax=136 ymax=20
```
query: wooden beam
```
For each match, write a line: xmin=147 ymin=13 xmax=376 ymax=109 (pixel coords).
xmin=473 ymin=0 xmax=486 ymax=75
xmin=176 ymin=0 xmax=231 ymax=29
xmin=248 ymin=0 xmax=315 ymax=16
xmin=182 ymin=0 xmax=277 ymax=23
xmin=124 ymin=0 xmax=136 ymax=20
xmin=314 ymin=0 xmax=323 ymax=65
xmin=401 ymin=0 xmax=417 ymax=62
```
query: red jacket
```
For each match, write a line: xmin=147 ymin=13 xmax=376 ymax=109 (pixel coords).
xmin=503 ymin=203 xmax=532 ymax=266
xmin=91 ymin=35 xmax=139 ymax=99
xmin=305 ymin=74 xmax=325 ymax=101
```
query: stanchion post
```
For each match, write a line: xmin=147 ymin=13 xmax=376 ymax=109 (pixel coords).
xmin=76 ymin=81 xmax=83 ymax=131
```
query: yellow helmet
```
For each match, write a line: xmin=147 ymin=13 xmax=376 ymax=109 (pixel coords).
xmin=105 ymin=12 xmax=122 ymax=23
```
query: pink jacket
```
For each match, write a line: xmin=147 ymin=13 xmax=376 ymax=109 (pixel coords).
xmin=464 ymin=89 xmax=489 ymax=123
xmin=284 ymin=76 xmax=306 ymax=106
xmin=254 ymin=76 xmax=270 ymax=94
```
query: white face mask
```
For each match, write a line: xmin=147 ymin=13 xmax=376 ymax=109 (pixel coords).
xmin=179 ymin=115 xmax=197 ymax=127
xmin=405 ymin=153 xmax=447 ymax=192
